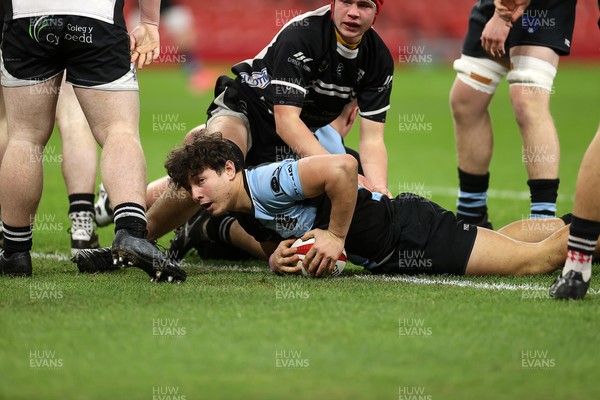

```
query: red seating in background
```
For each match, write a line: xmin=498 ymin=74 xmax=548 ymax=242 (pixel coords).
xmin=139 ymin=0 xmax=598 ymax=62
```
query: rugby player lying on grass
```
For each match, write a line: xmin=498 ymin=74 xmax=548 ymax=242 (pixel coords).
xmin=77 ymin=131 xmax=577 ymax=277
xmin=161 ymin=132 xmax=580 ymax=277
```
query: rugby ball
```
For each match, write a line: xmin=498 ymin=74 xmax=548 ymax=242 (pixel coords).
xmin=291 ymin=238 xmax=347 ymax=277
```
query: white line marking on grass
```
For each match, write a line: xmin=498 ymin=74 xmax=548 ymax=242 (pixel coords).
xmin=31 ymin=253 xmax=598 ymax=295
xmin=356 ymin=275 xmax=598 ymax=295
xmin=187 ymin=264 xmax=265 ymax=273
xmin=32 ymin=252 xmax=70 ymax=262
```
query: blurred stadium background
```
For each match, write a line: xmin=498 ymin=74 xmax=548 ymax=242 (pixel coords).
xmin=126 ymin=0 xmax=600 ymax=64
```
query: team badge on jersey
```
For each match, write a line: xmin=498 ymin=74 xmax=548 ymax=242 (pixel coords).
xmin=239 ymin=68 xmax=271 ymax=89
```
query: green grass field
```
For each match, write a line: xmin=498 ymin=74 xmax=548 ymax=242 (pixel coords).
xmin=1 ymin=64 xmax=599 ymax=400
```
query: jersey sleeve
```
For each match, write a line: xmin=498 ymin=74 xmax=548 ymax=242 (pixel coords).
xmin=356 ymin=35 xmax=394 ymax=123
xmin=270 ymin=27 xmax=316 ymax=108
xmin=247 ymin=159 xmax=306 ymax=211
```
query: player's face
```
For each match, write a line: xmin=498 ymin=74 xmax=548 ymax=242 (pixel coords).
xmin=333 ymin=0 xmax=377 ymax=44
xmin=188 ymin=163 xmax=236 ymax=215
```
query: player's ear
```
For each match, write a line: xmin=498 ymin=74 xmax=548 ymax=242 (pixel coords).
xmin=224 ymin=160 xmax=237 ymax=179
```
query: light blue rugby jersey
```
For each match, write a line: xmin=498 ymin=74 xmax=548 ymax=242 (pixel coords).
xmin=244 ymin=159 xmax=319 ymax=239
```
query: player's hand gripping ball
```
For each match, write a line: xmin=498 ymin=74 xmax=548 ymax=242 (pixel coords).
xmin=291 ymin=238 xmax=347 ymax=277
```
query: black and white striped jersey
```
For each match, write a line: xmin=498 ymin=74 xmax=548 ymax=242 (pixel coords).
xmin=232 ymin=5 xmax=394 ymax=129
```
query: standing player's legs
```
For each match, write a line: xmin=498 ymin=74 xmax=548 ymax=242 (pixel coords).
xmin=508 ymin=45 xmax=560 ymax=219
xmin=0 ymin=87 xmax=8 ymax=248
xmin=451 ymin=55 xmax=508 ymax=228
xmin=550 ymin=123 xmax=600 ymax=300
xmin=72 ymin=88 xmax=147 ymax=227
xmin=72 ymin=86 xmax=183 ymax=280
xmin=56 ymin=82 xmax=100 ymax=256
xmin=0 ymin=74 xmax=63 ymax=276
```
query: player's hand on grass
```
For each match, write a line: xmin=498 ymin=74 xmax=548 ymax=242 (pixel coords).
xmin=269 ymin=239 xmax=302 ymax=276
xmin=481 ymin=13 xmax=510 ymax=58
xmin=300 ymin=229 xmax=345 ymax=278
xmin=130 ymin=23 xmax=160 ymax=69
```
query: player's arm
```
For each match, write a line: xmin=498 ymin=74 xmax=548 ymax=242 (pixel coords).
xmin=358 ymin=118 xmax=390 ymax=197
xmin=131 ymin=0 xmax=161 ymax=69
xmin=297 ymin=154 xmax=358 ymax=276
xmin=494 ymin=0 xmax=531 ymax=24
xmin=274 ymin=105 xmax=330 ymax=157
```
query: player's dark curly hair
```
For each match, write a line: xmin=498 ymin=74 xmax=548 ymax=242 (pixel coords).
xmin=164 ymin=130 xmax=243 ymax=191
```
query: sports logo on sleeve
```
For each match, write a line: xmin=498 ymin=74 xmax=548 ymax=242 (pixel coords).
xmin=286 ymin=163 xmax=300 ymax=196
xmin=378 ymin=75 xmax=393 ymax=92
xmin=288 ymin=52 xmax=313 ymax=72
xmin=271 ymin=166 xmax=283 ymax=197
xmin=239 ymin=68 xmax=271 ymax=89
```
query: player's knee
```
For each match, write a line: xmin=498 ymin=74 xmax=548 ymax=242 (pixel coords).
xmin=337 ymin=153 xmax=359 ymax=176
xmin=507 ymin=56 xmax=556 ymax=93
xmin=510 ymin=93 xmax=550 ymax=129
xmin=206 ymin=115 xmax=250 ymax=154
xmin=450 ymin=85 xmax=483 ymax=121
xmin=183 ymin=124 xmax=207 ymax=144
xmin=453 ymin=55 xmax=507 ymax=95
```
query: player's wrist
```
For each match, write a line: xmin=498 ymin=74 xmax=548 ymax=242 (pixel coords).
xmin=139 ymin=18 xmax=160 ymax=27
xmin=373 ymin=184 xmax=390 ymax=193
xmin=494 ymin=8 xmax=513 ymax=26
xmin=327 ymin=228 xmax=347 ymax=244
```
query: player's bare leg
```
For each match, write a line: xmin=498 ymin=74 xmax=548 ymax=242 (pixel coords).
xmin=57 ymin=83 xmax=98 ymax=197
xmin=509 ymin=45 xmax=560 ymax=219
xmin=497 ymin=217 xmax=566 ymax=242
xmin=0 ymin=75 xmax=62 ymax=276
xmin=550 ymin=123 xmax=600 ymax=299
xmin=73 ymin=88 xmax=146 ymax=208
xmin=451 ymin=78 xmax=495 ymax=176
xmin=450 ymin=76 xmax=496 ymax=228
xmin=0 ymin=87 xmax=7 ymax=163
xmin=205 ymin=115 xmax=249 ymax=155
xmin=466 ymin=226 xmax=568 ymax=276
xmin=146 ymin=186 xmax=199 ymax=240
xmin=145 ymin=124 xmax=207 ymax=209
xmin=56 ymin=82 xmax=100 ymax=256
xmin=71 ymin=87 xmax=182 ymax=279
xmin=0 ymin=87 xmax=8 ymax=248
